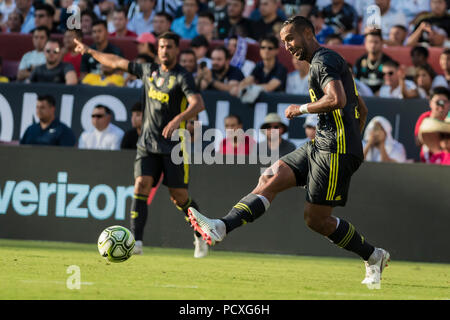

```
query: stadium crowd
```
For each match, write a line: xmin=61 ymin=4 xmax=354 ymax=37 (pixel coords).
xmin=1 ymin=0 xmax=450 ymax=165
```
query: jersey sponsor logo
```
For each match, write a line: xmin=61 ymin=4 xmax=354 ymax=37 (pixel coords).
xmin=148 ymin=86 xmax=169 ymax=103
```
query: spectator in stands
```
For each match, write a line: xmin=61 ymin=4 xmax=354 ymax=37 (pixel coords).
xmin=354 ymin=29 xmax=393 ymax=95
xmin=234 ymin=34 xmax=287 ymax=97
xmin=29 ymin=39 xmax=78 ymax=85
xmin=439 ymin=48 xmax=450 ymax=87
xmin=155 ymin=0 xmax=183 ymax=17
xmin=392 ymin=0 xmax=430 ymax=26
xmin=347 ymin=63 xmax=373 ymax=97
xmin=418 ymin=117 xmax=450 ymax=165
xmin=362 ymin=0 xmax=407 ymax=41
xmin=385 ymin=25 xmax=408 ymax=47
xmin=179 ymin=49 xmax=198 ymax=74
xmin=80 ymin=20 xmax=123 ymax=78
xmin=110 ymin=7 xmax=137 ymax=38
xmin=171 ymin=0 xmax=199 ymax=39
xmin=34 ymin=3 xmax=58 ymax=34
xmin=414 ymin=86 xmax=450 ymax=162
xmin=191 ymin=35 xmax=212 ymax=69
xmin=127 ymin=0 xmax=156 ymax=35
xmin=20 ymin=94 xmax=76 ymax=146
xmin=125 ymin=54 xmax=153 ymax=88
xmin=135 ymin=32 xmax=157 ymax=63
xmin=218 ymin=114 xmax=256 ymax=155
xmin=407 ymin=0 xmax=450 ymax=47
xmin=62 ymin=28 xmax=83 ymax=79
xmin=286 ymin=56 xmax=309 ymax=95
xmin=0 ymin=57 xmax=9 ymax=83
xmin=197 ymin=46 xmax=244 ymax=92
xmin=249 ymin=0 xmax=287 ymax=22
xmin=16 ymin=0 xmax=35 ymax=33
xmin=322 ymin=0 xmax=358 ymax=38
xmin=78 ymin=104 xmax=125 ymax=150
xmin=225 ymin=35 xmax=255 ymax=77
xmin=217 ymin=0 xmax=255 ymax=40
xmin=121 ymin=102 xmax=143 ymax=150
xmin=197 ymin=11 xmax=216 ymax=42
xmin=303 ymin=114 xmax=318 ymax=143
xmin=324 ymin=33 xmax=343 ymax=45
xmin=308 ymin=6 xmax=335 ymax=44
xmin=4 ymin=10 xmax=23 ymax=33
xmin=208 ymin=0 xmax=228 ymax=28
xmin=95 ymin=0 xmax=115 ymax=33
xmin=82 ymin=64 xmax=125 ymax=87
xmin=253 ymin=0 xmax=284 ymax=41
xmin=363 ymin=116 xmax=407 ymax=163
xmin=80 ymin=10 xmax=96 ymax=36
xmin=414 ymin=64 xmax=448 ymax=98
xmin=258 ymin=112 xmax=296 ymax=157
xmin=405 ymin=45 xmax=430 ymax=78
xmin=0 ymin=0 xmax=15 ymax=26
xmin=17 ymin=26 xmax=49 ymax=82
xmin=378 ymin=60 xmax=426 ymax=99
xmin=152 ymin=11 xmax=173 ymax=38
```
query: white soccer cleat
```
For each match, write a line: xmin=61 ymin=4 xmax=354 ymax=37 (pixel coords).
xmin=133 ymin=240 xmax=143 ymax=255
xmin=187 ymin=207 xmax=226 ymax=246
xmin=361 ymin=248 xmax=390 ymax=289
xmin=193 ymin=234 xmax=209 ymax=258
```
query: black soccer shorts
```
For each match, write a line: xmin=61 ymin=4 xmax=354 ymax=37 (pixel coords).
xmin=280 ymin=141 xmax=362 ymax=207
xmin=134 ymin=146 xmax=189 ymax=188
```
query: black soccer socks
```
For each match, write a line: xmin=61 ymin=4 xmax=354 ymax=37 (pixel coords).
xmin=130 ymin=194 xmax=149 ymax=241
xmin=327 ymin=218 xmax=375 ymax=261
xmin=220 ymin=193 xmax=268 ymax=234
xmin=176 ymin=197 xmax=202 ymax=238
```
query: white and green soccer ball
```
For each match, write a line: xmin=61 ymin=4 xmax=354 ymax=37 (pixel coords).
xmin=98 ymin=225 xmax=135 ymax=263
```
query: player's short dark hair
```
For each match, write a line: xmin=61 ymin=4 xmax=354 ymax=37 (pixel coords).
xmin=155 ymin=11 xmax=174 ymax=22
xmin=92 ymin=19 xmax=108 ymax=29
xmin=191 ymin=35 xmax=209 ymax=48
xmin=180 ymin=48 xmax=196 ymax=58
xmin=34 ymin=3 xmax=55 ymax=17
xmin=37 ymin=94 xmax=56 ymax=107
xmin=131 ymin=102 xmax=143 ymax=113
xmin=32 ymin=26 xmax=50 ymax=38
xmin=225 ymin=114 xmax=242 ymax=124
xmin=282 ymin=15 xmax=315 ymax=36
xmin=159 ymin=31 xmax=180 ymax=47
xmin=212 ymin=46 xmax=231 ymax=60
xmin=411 ymin=45 xmax=429 ymax=58
xmin=383 ymin=59 xmax=400 ymax=69
xmin=136 ymin=54 xmax=154 ymax=63
xmin=65 ymin=28 xmax=83 ymax=40
xmin=94 ymin=104 xmax=112 ymax=115
xmin=198 ymin=11 xmax=215 ymax=23
xmin=259 ymin=34 xmax=279 ymax=48
xmin=364 ymin=28 xmax=383 ymax=40
xmin=430 ymin=86 xmax=450 ymax=100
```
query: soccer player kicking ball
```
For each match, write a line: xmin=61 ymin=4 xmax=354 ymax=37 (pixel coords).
xmin=74 ymin=32 xmax=210 ymax=258
xmin=188 ymin=16 xmax=390 ymax=286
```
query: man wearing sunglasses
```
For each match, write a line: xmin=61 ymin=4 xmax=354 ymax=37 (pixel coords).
xmin=378 ymin=60 xmax=425 ymax=99
xmin=29 ymin=39 xmax=78 ymax=85
xmin=187 ymin=16 xmax=391 ymax=288
xmin=258 ymin=113 xmax=296 ymax=158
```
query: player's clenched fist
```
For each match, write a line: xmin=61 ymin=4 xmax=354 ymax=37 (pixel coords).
xmin=285 ymin=104 xmax=301 ymax=119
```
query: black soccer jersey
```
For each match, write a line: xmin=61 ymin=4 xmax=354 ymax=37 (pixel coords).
xmin=308 ymin=47 xmax=363 ymax=160
xmin=128 ymin=62 xmax=199 ymax=154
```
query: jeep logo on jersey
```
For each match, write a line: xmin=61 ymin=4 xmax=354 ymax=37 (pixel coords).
xmin=148 ymin=86 xmax=169 ymax=103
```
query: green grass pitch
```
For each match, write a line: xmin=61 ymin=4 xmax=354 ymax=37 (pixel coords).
xmin=0 ymin=239 xmax=448 ymax=300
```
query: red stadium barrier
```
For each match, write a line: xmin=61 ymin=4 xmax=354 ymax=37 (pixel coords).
xmin=0 ymin=33 xmax=445 ymax=77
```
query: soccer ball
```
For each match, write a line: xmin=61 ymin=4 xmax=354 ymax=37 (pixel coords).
xmin=98 ymin=225 xmax=135 ymax=263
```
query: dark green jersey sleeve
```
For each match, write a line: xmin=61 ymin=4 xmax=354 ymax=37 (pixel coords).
xmin=128 ymin=62 xmax=154 ymax=79
xmin=179 ymin=71 xmax=199 ymax=98
xmin=315 ymin=58 xmax=343 ymax=91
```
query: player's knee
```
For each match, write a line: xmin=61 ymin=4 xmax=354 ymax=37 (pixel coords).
xmin=304 ymin=210 xmax=327 ymax=234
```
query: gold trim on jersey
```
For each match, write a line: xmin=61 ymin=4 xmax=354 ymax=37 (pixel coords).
xmin=179 ymin=97 xmax=189 ymax=184
xmin=326 ymin=153 xmax=339 ymax=201
xmin=332 ymin=109 xmax=346 ymax=154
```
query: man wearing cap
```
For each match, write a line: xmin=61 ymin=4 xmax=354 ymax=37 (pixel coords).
xmin=258 ymin=113 xmax=296 ymax=157
xmin=135 ymin=32 xmax=157 ymax=62
xmin=110 ymin=7 xmax=138 ymax=38
xmin=303 ymin=114 xmax=318 ymax=143
xmin=414 ymin=86 xmax=450 ymax=162
xmin=418 ymin=117 xmax=450 ymax=165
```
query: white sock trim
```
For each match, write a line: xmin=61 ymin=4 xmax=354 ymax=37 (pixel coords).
xmin=256 ymin=194 xmax=270 ymax=211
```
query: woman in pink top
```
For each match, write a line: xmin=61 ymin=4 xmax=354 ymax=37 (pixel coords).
xmin=418 ymin=117 xmax=450 ymax=166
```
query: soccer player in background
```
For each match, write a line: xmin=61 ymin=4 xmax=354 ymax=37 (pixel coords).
xmin=74 ymin=32 xmax=209 ymax=258
xmin=188 ymin=16 xmax=391 ymax=286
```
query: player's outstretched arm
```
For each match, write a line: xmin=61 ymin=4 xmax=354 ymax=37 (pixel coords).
xmin=285 ymin=80 xmax=346 ymax=119
xmin=74 ymin=39 xmax=130 ymax=71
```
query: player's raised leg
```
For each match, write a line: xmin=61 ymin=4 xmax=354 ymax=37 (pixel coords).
xmin=169 ymin=187 xmax=208 ymax=258
xmin=188 ymin=160 xmax=297 ymax=245
xmin=130 ymin=175 xmax=154 ymax=255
